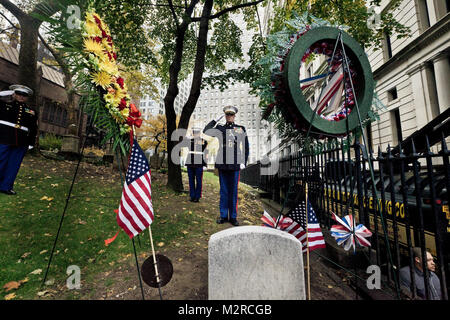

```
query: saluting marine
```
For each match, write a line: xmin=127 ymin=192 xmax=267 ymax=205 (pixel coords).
xmin=203 ymin=106 xmax=249 ymax=226
xmin=185 ymin=127 xmax=208 ymax=202
xmin=0 ymin=85 xmax=38 ymax=195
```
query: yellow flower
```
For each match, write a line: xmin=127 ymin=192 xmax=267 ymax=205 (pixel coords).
xmin=84 ymin=38 xmax=104 ymax=56
xmin=84 ymin=20 xmax=101 ymax=37
xmin=104 ymin=93 xmax=121 ymax=107
xmin=121 ymin=108 xmax=130 ymax=118
xmin=102 ymin=37 xmax=114 ymax=50
xmin=91 ymin=71 xmax=112 ymax=89
xmin=99 ymin=59 xmax=119 ymax=76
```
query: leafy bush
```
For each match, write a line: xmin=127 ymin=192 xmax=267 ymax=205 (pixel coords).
xmin=39 ymin=134 xmax=62 ymax=151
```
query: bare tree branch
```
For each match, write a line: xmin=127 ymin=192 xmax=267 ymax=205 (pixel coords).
xmin=0 ymin=0 xmax=26 ymax=20
xmin=167 ymin=0 xmax=180 ymax=29
xmin=191 ymin=0 xmax=263 ymax=21
xmin=0 ymin=10 xmax=18 ymax=28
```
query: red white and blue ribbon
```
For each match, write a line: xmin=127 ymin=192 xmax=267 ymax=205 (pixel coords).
xmin=261 ymin=211 xmax=292 ymax=230
xmin=330 ymin=212 xmax=372 ymax=252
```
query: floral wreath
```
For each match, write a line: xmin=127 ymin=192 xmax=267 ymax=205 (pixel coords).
xmin=82 ymin=10 xmax=142 ymax=135
xmin=271 ymin=26 xmax=357 ymax=126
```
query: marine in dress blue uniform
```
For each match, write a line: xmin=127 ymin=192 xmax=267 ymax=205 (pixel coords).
xmin=0 ymin=85 xmax=38 ymax=195
xmin=203 ymin=106 xmax=249 ymax=226
xmin=185 ymin=128 xmax=208 ymax=202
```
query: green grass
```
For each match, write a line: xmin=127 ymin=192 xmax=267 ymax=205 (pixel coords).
xmin=0 ymin=155 xmax=217 ymax=300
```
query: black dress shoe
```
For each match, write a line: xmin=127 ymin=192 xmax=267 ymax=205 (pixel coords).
xmin=230 ymin=219 xmax=239 ymax=226
xmin=189 ymin=198 xmax=194 ymax=202
xmin=216 ymin=217 xmax=228 ymax=224
xmin=0 ymin=190 xmax=16 ymax=195
xmin=193 ymin=199 xmax=199 ymax=203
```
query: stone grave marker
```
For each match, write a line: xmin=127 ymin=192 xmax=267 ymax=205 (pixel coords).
xmin=208 ymin=226 xmax=305 ymax=300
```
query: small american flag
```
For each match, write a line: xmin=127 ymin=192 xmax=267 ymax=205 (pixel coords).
xmin=117 ymin=139 xmax=154 ymax=238
xmin=284 ymin=200 xmax=326 ymax=253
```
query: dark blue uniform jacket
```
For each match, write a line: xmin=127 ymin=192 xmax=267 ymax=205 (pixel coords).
xmin=203 ymin=120 xmax=249 ymax=171
xmin=0 ymin=98 xmax=38 ymax=147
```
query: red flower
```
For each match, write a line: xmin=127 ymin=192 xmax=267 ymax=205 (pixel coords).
xmin=119 ymin=98 xmax=127 ymax=111
xmin=94 ymin=36 xmax=102 ymax=43
xmin=126 ymin=116 xmax=134 ymax=126
xmin=117 ymin=77 xmax=125 ymax=89
xmin=94 ymin=15 xmax=102 ymax=26
xmin=134 ymin=119 xmax=143 ymax=128
xmin=112 ymin=52 xmax=117 ymax=60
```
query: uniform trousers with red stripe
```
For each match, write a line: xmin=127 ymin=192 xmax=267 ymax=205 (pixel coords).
xmin=0 ymin=144 xmax=27 ymax=192
xmin=218 ymin=169 xmax=240 ymax=220
xmin=187 ymin=166 xmax=203 ymax=201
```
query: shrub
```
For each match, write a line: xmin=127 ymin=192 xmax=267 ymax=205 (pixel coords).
xmin=39 ymin=134 xmax=62 ymax=151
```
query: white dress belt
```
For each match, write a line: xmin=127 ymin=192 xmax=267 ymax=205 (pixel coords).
xmin=188 ymin=151 xmax=204 ymax=155
xmin=0 ymin=120 xmax=29 ymax=132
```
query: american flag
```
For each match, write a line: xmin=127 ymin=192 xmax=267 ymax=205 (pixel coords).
xmin=284 ymin=200 xmax=326 ymax=253
xmin=117 ymin=139 xmax=154 ymax=238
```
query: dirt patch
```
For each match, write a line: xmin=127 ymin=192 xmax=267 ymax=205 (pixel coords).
xmin=32 ymin=157 xmax=359 ymax=300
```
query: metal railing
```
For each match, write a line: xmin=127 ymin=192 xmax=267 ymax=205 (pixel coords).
xmin=241 ymin=134 xmax=449 ymax=300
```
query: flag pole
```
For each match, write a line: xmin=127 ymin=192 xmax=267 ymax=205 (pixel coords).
xmin=116 ymin=146 xmax=146 ymax=300
xmin=305 ymin=182 xmax=311 ymax=300
xmin=132 ymin=125 xmax=163 ymax=300
xmin=148 ymin=226 xmax=163 ymax=300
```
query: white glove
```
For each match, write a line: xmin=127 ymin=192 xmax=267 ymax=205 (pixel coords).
xmin=240 ymin=164 xmax=245 ymax=170
xmin=215 ymin=115 xmax=224 ymax=123
xmin=203 ymin=166 xmax=207 ymax=170
xmin=28 ymin=146 xmax=34 ymax=150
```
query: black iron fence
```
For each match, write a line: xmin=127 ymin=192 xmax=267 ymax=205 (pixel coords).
xmin=241 ymin=135 xmax=449 ymax=300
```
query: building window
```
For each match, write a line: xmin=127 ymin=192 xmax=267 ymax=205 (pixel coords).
xmin=387 ymin=87 xmax=398 ymax=102
xmin=42 ymin=100 xmax=50 ymax=122
xmin=366 ymin=123 xmax=373 ymax=153
xmin=62 ymin=109 xmax=67 ymax=127
xmin=391 ymin=108 xmax=403 ymax=145
xmin=418 ymin=0 xmax=431 ymax=31
xmin=383 ymin=31 xmax=393 ymax=60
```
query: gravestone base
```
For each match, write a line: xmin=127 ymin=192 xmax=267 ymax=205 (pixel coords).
xmin=208 ymin=226 xmax=305 ymax=300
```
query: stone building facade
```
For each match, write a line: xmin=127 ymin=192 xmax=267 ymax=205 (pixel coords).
xmin=366 ymin=0 xmax=449 ymax=151
xmin=0 ymin=42 xmax=85 ymax=138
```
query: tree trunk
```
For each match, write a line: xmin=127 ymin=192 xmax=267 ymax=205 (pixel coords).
xmin=165 ymin=0 xmax=213 ymax=192
xmin=178 ymin=0 xmax=213 ymax=129
xmin=18 ymin=16 xmax=41 ymax=106
xmin=164 ymin=12 xmax=195 ymax=192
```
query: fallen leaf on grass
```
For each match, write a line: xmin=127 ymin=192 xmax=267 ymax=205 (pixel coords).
xmin=3 ymin=281 xmax=20 ymax=292
xmin=40 ymin=196 xmax=54 ymax=201
xmin=29 ymin=269 xmax=42 ymax=275
xmin=40 ymin=250 xmax=48 ymax=255
xmin=44 ymin=279 xmax=54 ymax=286
xmin=157 ymin=242 xmax=165 ymax=247
xmin=182 ymin=231 xmax=189 ymax=235
xmin=37 ymin=290 xmax=50 ymax=297
xmin=21 ymin=252 xmax=31 ymax=259
xmin=4 ymin=293 xmax=16 ymax=300
xmin=3 ymin=278 xmax=29 ymax=292
xmin=78 ymin=219 xmax=87 ymax=225
xmin=327 ymin=285 xmax=334 ymax=289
